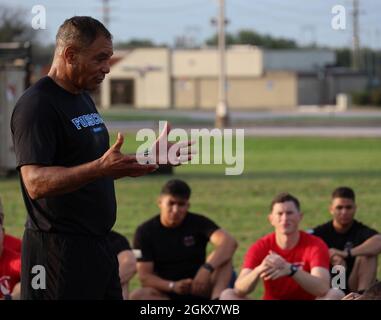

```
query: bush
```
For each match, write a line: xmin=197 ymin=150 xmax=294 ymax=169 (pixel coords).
xmin=352 ymin=91 xmax=370 ymax=105
xmin=370 ymin=90 xmax=381 ymax=106
xmin=352 ymin=89 xmax=381 ymax=107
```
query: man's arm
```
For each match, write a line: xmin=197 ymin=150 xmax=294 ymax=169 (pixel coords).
xmin=137 ymin=261 xmax=192 ymax=295
xmin=289 ymin=266 xmax=330 ymax=297
xmin=330 ymin=234 xmax=381 ymax=259
xmin=117 ymin=250 xmax=137 ymax=300
xmin=206 ymin=229 xmax=238 ymax=269
xmin=261 ymin=252 xmax=330 ymax=297
xmin=350 ymin=234 xmax=381 ymax=257
xmin=190 ymin=229 xmax=238 ymax=297
xmin=234 ymin=267 xmax=266 ymax=297
xmin=21 ymin=133 xmax=158 ymax=200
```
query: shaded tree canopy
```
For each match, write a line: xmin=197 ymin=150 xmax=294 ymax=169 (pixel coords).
xmin=0 ymin=6 xmax=38 ymax=42
xmin=205 ymin=29 xmax=298 ymax=49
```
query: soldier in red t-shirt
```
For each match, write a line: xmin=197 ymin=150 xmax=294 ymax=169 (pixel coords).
xmin=0 ymin=198 xmax=21 ymax=300
xmin=220 ymin=193 xmax=345 ymax=300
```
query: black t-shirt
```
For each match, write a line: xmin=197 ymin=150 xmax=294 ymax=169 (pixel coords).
xmin=108 ymin=231 xmax=131 ymax=256
xmin=133 ymin=212 xmax=219 ymax=281
xmin=312 ymin=219 xmax=378 ymax=275
xmin=11 ymin=76 xmax=116 ymax=236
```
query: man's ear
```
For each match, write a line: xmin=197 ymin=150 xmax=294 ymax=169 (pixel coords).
xmin=329 ymin=203 xmax=335 ymax=216
xmin=63 ymin=46 xmax=78 ymax=65
xmin=157 ymin=197 xmax=162 ymax=208
xmin=267 ymin=213 xmax=273 ymax=225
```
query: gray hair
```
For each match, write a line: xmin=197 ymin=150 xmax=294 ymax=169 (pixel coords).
xmin=56 ymin=16 xmax=112 ymax=51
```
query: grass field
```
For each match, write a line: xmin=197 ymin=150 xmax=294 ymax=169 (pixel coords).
xmin=1 ymin=136 xmax=381 ymax=299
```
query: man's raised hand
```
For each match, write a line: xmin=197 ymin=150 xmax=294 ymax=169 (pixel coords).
xmin=99 ymin=132 xmax=158 ymax=179
xmin=146 ymin=122 xmax=196 ymax=166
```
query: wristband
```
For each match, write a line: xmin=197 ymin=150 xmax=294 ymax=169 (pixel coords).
xmin=202 ymin=263 xmax=215 ymax=273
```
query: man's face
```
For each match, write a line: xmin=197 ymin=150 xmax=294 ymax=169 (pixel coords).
xmin=158 ymin=194 xmax=190 ymax=228
xmin=68 ymin=35 xmax=113 ymax=91
xmin=269 ymin=201 xmax=302 ymax=235
xmin=330 ymin=197 xmax=356 ymax=227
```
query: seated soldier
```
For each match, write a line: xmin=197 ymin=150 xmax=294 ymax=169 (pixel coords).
xmin=130 ymin=179 xmax=238 ymax=300
xmin=107 ymin=230 xmax=137 ymax=300
xmin=0 ymin=197 xmax=21 ymax=300
xmin=220 ymin=192 xmax=344 ymax=300
xmin=312 ymin=187 xmax=381 ymax=294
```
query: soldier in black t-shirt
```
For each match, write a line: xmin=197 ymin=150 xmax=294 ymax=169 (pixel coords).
xmin=11 ymin=17 xmax=192 ymax=300
xmin=130 ymin=180 xmax=238 ymax=300
xmin=312 ymin=187 xmax=381 ymax=293
xmin=107 ymin=231 xmax=136 ymax=300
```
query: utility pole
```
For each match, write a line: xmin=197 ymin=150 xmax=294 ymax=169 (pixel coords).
xmin=101 ymin=0 xmax=110 ymax=28
xmin=352 ymin=0 xmax=360 ymax=70
xmin=215 ymin=0 xmax=229 ymax=128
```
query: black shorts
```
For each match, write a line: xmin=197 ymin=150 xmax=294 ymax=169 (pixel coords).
xmin=21 ymin=229 xmax=122 ymax=300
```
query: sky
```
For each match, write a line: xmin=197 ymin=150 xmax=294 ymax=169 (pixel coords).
xmin=2 ymin=0 xmax=381 ymax=49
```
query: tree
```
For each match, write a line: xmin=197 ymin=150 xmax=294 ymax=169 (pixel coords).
xmin=114 ymin=39 xmax=158 ymax=49
xmin=0 ymin=6 xmax=38 ymax=42
xmin=205 ymin=32 xmax=236 ymax=46
xmin=205 ymin=29 xmax=298 ymax=49
xmin=335 ymin=48 xmax=351 ymax=67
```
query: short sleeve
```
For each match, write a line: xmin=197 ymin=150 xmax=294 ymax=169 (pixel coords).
xmin=309 ymin=237 xmax=330 ymax=270
xmin=196 ymin=215 xmax=220 ymax=239
xmin=11 ymin=93 xmax=59 ymax=169
xmin=358 ymin=225 xmax=379 ymax=244
xmin=242 ymin=240 xmax=268 ymax=270
xmin=133 ymin=225 xmax=153 ymax=262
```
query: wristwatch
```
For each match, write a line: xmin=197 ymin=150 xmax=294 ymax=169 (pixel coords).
xmin=202 ymin=263 xmax=215 ymax=273
xmin=288 ymin=264 xmax=299 ymax=277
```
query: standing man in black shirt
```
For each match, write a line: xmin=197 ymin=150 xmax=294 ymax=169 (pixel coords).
xmin=131 ymin=179 xmax=238 ymax=300
xmin=312 ymin=187 xmax=381 ymax=293
xmin=11 ymin=16 xmax=191 ymax=300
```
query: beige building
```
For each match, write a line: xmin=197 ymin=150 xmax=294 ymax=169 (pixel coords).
xmin=100 ymin=46 xmax=366 ymax=110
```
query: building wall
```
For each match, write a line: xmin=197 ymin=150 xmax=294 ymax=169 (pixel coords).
xmin=101 ymin=48 xmax=171 ymax=108
xmin=264 ymin=49 xmax=335 ymax=72
xmin=173 ymin=78 xmax=197 ymax=108
xmin=297 ymin=75 xmax=321 ymax=105
xmin=173 ymin=46 xmax=263 ymax=78
xmin=102 ymin=47 xmax=363 ymax=110
xmin=328 ymin=74 xmax=367 ymax=102
xmin=174 ymin=72 xmax=297 ymax=110
xmin=297 ymin=73 xmax=368 ymax=105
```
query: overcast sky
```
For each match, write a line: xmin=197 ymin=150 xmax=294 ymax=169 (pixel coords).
xmin=3 ymin=0 xmax=381 ymax=49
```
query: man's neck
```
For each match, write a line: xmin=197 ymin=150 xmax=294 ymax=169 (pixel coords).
xmin=332 ymin=220 xmax=354 ymax=234
xmin=275 ymin=231 xmax=300 ymax=250
xmin=48 ymin=63 xmax=81 ymax=94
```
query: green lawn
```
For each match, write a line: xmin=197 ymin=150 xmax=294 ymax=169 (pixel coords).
xmin=1 ymin=136 xmax=381 ymax=299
